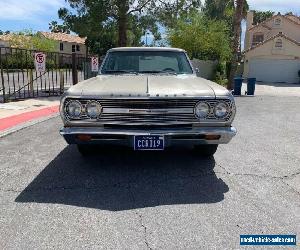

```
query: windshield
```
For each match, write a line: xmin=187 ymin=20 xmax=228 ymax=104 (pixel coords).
xmin=101 ymin=51 xmax=193 ymax=75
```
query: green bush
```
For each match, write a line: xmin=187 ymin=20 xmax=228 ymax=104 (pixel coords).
xmin=1 ymin=52 xmax=33 ymax=69
xmin=213 ymin=62 xmax=228 ymax=87
xmin=1 ymin=52 xmax=57 ymax=70
xmin=168 ymin=13 xmax=232 ymax=61
xmin=215 ymin=72 xmax=228 ymax=87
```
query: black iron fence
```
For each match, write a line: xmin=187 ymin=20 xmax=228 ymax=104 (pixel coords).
xmin=0 ymin=47 xmax=99 ymax=103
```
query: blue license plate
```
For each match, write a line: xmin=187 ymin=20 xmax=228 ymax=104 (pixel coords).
xmin=134 ymin=135 xmax=164 ymax=151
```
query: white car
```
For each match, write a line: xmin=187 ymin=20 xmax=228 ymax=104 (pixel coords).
xmin=60 ymin=47 xmax=236 ymax=156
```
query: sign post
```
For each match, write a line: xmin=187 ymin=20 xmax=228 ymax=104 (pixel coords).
xmin=91 ymin=57 xmax=99 ymax=72
xmin=34 ymin=52 xmax=46 ymax=73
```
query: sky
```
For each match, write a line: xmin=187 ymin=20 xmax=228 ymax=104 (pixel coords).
xmin=0 ymin=0 xmax=299 ymax=33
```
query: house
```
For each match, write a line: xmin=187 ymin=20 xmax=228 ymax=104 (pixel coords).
xmin=0 ymin=34 xmax=13 ymax=54
xmin=243 ymin=12 xmax=300 ymax=84
xmin=0 ymin=32 xmax=87 ymax=55
xmin=0 ymin=36 xmax=9 ymax=47
xmin=39 ymin=32 xmax=87 ymax=55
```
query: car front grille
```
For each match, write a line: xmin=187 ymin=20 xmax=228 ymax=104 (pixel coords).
xmin=65 ymin=98 xmax=234 ymax=125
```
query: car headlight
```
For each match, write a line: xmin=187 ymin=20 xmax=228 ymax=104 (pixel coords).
xmin=65 ymin=100 xmax=82 ymax=119
xmin=195 ymin=102 xmax=210 ymax=119
xmin=86 ymin=101 xmax=102 ymax=119
xmin=214 ymin=102 xmax=229 ymax=119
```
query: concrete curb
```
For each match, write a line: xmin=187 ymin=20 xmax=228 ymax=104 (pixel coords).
xmin=0 ymin=113 xmax=60 ymax=138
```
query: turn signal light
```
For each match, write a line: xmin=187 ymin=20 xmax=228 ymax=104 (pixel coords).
xmin=77 ymin=135 xmax=92 ymax=141
xmin=205 ymin=135 xmax=221 ymax=140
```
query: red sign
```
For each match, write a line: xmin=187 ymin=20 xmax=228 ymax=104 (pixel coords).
xmin=36 ymin=53 xmax=45 ymax=63
xmin=34 ymin=52 xmax=46 ymax=72
xmin=91 ymin=57 xmax=99 ymax=72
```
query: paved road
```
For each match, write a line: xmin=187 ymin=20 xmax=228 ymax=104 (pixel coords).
xmin=0 ymin=96 xmax=299 ymax=249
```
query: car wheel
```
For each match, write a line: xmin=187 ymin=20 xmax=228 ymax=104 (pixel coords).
xmin=77 ymin=145 xmax=93 ymax=156
xmin=194 ymin=145 xmax=218 ymax=156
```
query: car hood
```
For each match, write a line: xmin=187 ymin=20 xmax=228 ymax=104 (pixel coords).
xmin=66 ymin=74 xmax=230 ymax=98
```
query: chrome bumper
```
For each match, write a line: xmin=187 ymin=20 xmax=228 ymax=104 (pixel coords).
xmin=60 ymin=126 xmax=237 ymax=146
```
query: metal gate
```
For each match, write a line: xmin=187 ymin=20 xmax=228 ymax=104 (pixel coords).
xmin=0 ymin=47 xmax=98 ymax=103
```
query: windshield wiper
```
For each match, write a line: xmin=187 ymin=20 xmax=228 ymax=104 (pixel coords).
xmin=104 ymin=70 xmax=138 ymax=75
xmin=139 ymin=70 xmax=177 ymax=75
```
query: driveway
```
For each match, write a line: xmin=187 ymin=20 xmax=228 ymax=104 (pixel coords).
xmin=0 ymin=95 xmax=299 ymax=249
xmin=242 ymin=81 xmax=300 ymax=97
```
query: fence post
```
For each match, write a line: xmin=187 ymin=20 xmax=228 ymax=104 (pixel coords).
xmin=0 ymin=50 xmax=6 ymax=103
xmin=29 ymin=69 xmax=34 ymax=93
xmin=72 ymin=53 xmax=78 ymax=85
xmin=84 ymin=56 xmax=88 ymax=80
xmin=59 ymin=70 xmax=64 ymax=94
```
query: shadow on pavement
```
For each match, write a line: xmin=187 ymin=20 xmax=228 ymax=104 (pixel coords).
xmin=16 ymin=145 xmax=229 ymax=211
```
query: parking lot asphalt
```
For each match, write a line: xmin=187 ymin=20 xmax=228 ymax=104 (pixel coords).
xmin=0 ymin=95 xmax=299 ymax=249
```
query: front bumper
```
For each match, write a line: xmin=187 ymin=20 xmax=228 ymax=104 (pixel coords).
xmin=60 ymin=126 xmax=237 ymax=147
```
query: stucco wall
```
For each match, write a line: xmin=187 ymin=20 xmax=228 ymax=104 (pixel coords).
xmin=244 ymin=37 xmax=300 ymax=77
xmin=0 ymin=40 xmax=9 ymax=47
xmin=0 ymin=41 xmax=10 ymax=54
xmin=191 ymin=59 xmax=217 ymax=80
xmin=245 ymin=16 xmax=300 ymax=50
xmin=56 ymin=41 xmax=86 ymax=55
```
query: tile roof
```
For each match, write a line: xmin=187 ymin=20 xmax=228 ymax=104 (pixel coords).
xmin=0 ymin=34 xmax=13 ymax=41
xmin=244 ymin=33 xmax=300 ymax=53
xmin=285 ymin=14 xmax=300 ymax=25
xmin=249 ymin=13 xmax=300 ymax=31
xmin=0 ymin=34 xmax=31 ymax=48
xmin=39 ymin=32 xmax=86 ymax=44
xmin=0 ymin=32 xmax=86 ymax=45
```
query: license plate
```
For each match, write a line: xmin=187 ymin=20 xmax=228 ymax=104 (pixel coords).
xmin=134 ymin=135 xmax=164 ymax=151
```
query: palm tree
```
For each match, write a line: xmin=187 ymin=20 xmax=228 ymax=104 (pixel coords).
xmin=227 ymin=0 xmax=245 ymax=90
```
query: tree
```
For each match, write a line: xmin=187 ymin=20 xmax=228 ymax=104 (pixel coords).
xmin=203 ymin=0 xmax=248 ymax=26
xmin=168 ymin=13 xmax=231 ymax=61
xmin=9 ymin=30 xmax=56 ymax=52
xmin=253 ymin=11 xmax=274 ymax=24
xmin=153 ymin=0 xmax=202 ymax=29
xmin=0 ymin=30 xmax=10 ymax=35
xmin=202 ymin=0 xmax=249 ymax=87
xmin=58 ymin=2 xmax=118 ymax=55
xmin=127 ymin=15 xmax=161 ymax=46
xmin=57 ymin=1 xmax=204 ymax=53
xmin=58 ymin=0 xmax=158 ymax=49
xmin=227 ymin=0 xmax=245 ymax=90
xmin=49 ymin=21 xmax=70 ymax=33
xmin=203 ymin=0 xmax=233 ymax=22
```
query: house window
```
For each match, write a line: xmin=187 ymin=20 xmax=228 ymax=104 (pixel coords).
xmin=252 ymin=33 xmax=264 ymax=47
xmin=60 ymin=43 xmax=64 ymax=51
xmin=274 ymin=18 xmax=281 ymax=26
xmin=275 ymin=39 xmax=283 ymax=48
xmin=72 ymin=45 xmax=76 ymax=53
xmin=76 ymin=45 xmax=80 ymax=51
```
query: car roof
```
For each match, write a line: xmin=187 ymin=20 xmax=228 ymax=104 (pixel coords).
xmin=108 ymin=47 xmax=186 ymax=53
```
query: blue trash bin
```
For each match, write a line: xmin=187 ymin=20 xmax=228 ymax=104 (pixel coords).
xmin=234 ymin=77 xmax=243 ymax=96
xmin=247 ymin=78 xmax=256 ymax=95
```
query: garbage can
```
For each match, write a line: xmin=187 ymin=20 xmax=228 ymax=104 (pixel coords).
xmin=233 ymin=77 xmax=243 ymax=96
xmin=247 ymin=78 xmax=256 ymax=95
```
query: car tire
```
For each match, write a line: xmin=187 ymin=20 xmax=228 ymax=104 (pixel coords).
xmin=194 ymin=145 xmax=218 ymax=156
xmin=77 ymin=145 xmax=93 ymax=156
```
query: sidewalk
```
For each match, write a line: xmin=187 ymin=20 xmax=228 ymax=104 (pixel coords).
xmin=0 ymin=97 xmax=60 ymax=134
